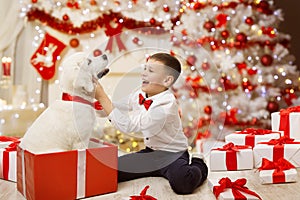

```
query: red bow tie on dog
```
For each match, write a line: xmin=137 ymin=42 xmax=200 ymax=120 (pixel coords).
xmin=139 ymin=94 xmax=153 ymax=110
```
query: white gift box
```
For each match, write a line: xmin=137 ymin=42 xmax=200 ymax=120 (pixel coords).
xmin=225 ymin=130 xmax=281 ymax=148
xmin=272 ymin=112 xmax=300 ymax=139
xmin=259 ymin=168 xmax=297 ymax=184
xmin=253 ymin=143 xmax=300 ymax=168
xmin=208 ymin=178 xmax=261 ymax=200
xmin=0 ymin=142 xmax=17 ymax=182
xmin=210 ymin=145 xmax=253 ymax=171
xmin=195 ymin=139 xmax=226 ymax=155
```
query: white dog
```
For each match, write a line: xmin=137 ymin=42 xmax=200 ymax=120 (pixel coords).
xmin=19 ymin=52 xmax=109 ymax=154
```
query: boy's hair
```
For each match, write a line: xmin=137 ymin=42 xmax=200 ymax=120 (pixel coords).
xmin=149 ymin=53 xmax=181 ymax=84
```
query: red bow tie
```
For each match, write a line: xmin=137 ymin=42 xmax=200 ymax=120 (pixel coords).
xmin=139 ymin=93 xmax=153 ymax=110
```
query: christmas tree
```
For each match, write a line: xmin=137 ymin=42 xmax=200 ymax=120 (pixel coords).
xmin=19 ymin=0 xmax=300 ymax=149
xmin=171 ymin=0 xmax=300 ymax=142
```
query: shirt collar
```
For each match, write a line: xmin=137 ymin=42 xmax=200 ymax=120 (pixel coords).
xmin=140 ymin=89 xmax=171 ymax=101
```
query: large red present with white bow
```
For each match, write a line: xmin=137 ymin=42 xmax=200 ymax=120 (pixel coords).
xmin=225 ymin=128 xmax=281 ymax=148
xmin=208 ymin=177 xmax=262 ymax=200
xmin=271 ymin=105 xmax=300 ymax=139
xmin=210 ymin=143 xmax=253 ymax=171
xmin=253 ymin=136 xmax=300 ymax=168
xmin=258 ymin=157 xmax=297 ymax=184
xmin=0 ymin=136 xmax=20 ymax=182
xmin=17 ymin=139 xmax=117 ymax=200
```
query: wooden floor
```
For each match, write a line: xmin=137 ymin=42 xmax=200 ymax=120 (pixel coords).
xmin=1 ymin=155 xmax=300 ymax=200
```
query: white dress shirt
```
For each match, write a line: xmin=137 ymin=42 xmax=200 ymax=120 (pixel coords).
xmin=108 ymin=88 xmax=188 ymax=152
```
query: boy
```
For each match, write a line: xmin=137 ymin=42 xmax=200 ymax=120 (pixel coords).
xmin=93 ymin=53 xmax=208 ymax=194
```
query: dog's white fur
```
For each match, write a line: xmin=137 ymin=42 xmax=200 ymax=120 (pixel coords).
xmin=19 ymin=52 xmax=108 ymax=154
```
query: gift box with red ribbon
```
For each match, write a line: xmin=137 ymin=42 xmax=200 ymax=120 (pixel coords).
xmin=253 ymin=136 xmax=300 ymax=168
xmin=225 ymin=128 xmax=282 ymax=148
xmin=17 ymin=139 xmax=118 ymax=200
xmin=208 ymin=177 xmax=262 ymax=200
xmin=271 ymin=105 xmax=300 ymax=139
xmin=0 ymin=136 xmax=20 ymax=182
xmin=258 ymin=157 xmax=297 ymax=184
xmin=210 ymin=143 xmax=253 ymax=171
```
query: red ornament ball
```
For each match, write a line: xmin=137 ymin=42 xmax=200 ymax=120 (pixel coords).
xmin=32 ymin=0 xmax=38 ymax=3
xmin=203 ymin=21 xmax=215 ymax=32
xmin=186 ymin=55 xmax=197 ymax=66
xmin=235 ymin=33 xmax=247 ymax=43
xmin=193 ymin=2 xmax=205 ymax=10
xmin=221 ymin=30 xmax=229 ymax=39
xmin=69 ymin=38 xmax=80 ymax=48
xmin=201 ymin=62 xmax=210 ymax=70
xmin=260 ymin=54 xmax=273 ymax=66
xmin=267 ymin=101 xmax=279 ymax=113
xmin=93 ymin=49 xmax=102 ymax=57
xmin=163 ymin=5 xmax=170 ymax=12
xmin=245 ymin=17 xmax=254 ymax=25
xmin=149 ymin=18 xmax=156 ymax=25
xmin=204 ymin=105 xmax=212 ymax=115
xmin=62 ymin=14 xmax=69 ymax=21
xmin=132 ymin=37 xmax=143 ymax=46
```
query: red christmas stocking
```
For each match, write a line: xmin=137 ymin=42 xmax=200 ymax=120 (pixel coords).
xmin=31 ymin=32 xmax=66 ymax=80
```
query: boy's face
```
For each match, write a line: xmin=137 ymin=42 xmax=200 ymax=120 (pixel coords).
xmin=141 ymin=59 xmax=170 ymax=97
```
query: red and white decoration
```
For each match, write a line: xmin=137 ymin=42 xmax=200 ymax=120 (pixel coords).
xmin=271 ymin=106 xmax=300 ymax=140
xmin=225 ymin=128 xmax=282 ymax=148
xmin=208 ymin=177 xmax=262 ymax=200
xmin=253 ymin=137 xmax=300 ymax=168
xmin=0 ymin=136 xmax=20 ymax=182
xmin=30 ymin=32 xmax=66 ymax=80
xmin=210 ymin=143 xmax=253 ymax=171
xmin=17 ymin=140 xmax=117 ymax=200
xmin=258 ymin=158 xmax=297 ymax=184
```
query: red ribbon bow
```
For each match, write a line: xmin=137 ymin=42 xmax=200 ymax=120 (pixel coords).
xmin=214 ymin=142 xmax=251 ymax=152
xmin=213 ymin=177 xmax=262 ymax=200
xmin=238 ymin=128 xmax=275 ymax=135
xmin=139 ymin=94 xmax=153 ymax=110
xmin=0 ymin=136 xmax=20 ymax=151
xmin=259 ymin=157 xmax=295 ymax=172
xmin=130 ymin=185 xmax=157 ymax=200
xmin=259 ymin=158 xmax=295 ymax=183
xmin=213 ymin=143 xmax=251 ymax=170
xmin=62 ymin=93 xmax=103 ymax=110
xmin=259 ymin=136 xmax=300 ymax=146
xmin=280 ymin=105 xmax=300 ymax=116
xmin=104 ymin=22 xmax=126 ymax=52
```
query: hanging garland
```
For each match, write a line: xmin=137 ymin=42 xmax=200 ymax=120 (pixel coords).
xmin=26 ymin=8 xmax=180 ymax=35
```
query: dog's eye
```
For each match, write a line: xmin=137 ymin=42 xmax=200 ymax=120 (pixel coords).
xmin=87 ymin=59 xmax=92 ymax=65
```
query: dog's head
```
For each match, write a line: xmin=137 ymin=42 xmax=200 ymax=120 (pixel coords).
xmin=60 ymin=52 xmax=109 ymax=101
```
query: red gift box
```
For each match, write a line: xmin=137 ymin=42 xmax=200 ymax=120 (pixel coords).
xmin=0 ymin=136 xmax=19 ymax=182
xmin=17 ymin=140 xmax=117 ymax=200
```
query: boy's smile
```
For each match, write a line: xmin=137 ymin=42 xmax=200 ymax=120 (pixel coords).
xmin=141 ymin=59 xmax=169 ymax=97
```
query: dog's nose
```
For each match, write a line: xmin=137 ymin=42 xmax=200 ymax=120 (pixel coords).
xmin=102 ymin=54 xmax=107 ymax=60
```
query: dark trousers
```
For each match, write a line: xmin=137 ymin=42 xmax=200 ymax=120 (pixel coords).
xmin=118 ymin=147 xmax=208 ymax=194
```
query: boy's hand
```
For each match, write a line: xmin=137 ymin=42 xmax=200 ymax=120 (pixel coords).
xmin=92 ymin=77 xmax=113 ymax=115
xmin=92 ymin=77 xmax=105 ymax=99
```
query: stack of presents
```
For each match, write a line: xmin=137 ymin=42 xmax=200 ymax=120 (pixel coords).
xmin=0 ymin=136 xmax=118 ymax=200
xmin=203 ymin=105 xmax=300 ymax=199
xmin=1 ymin=105 xmax=299 ymax=199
